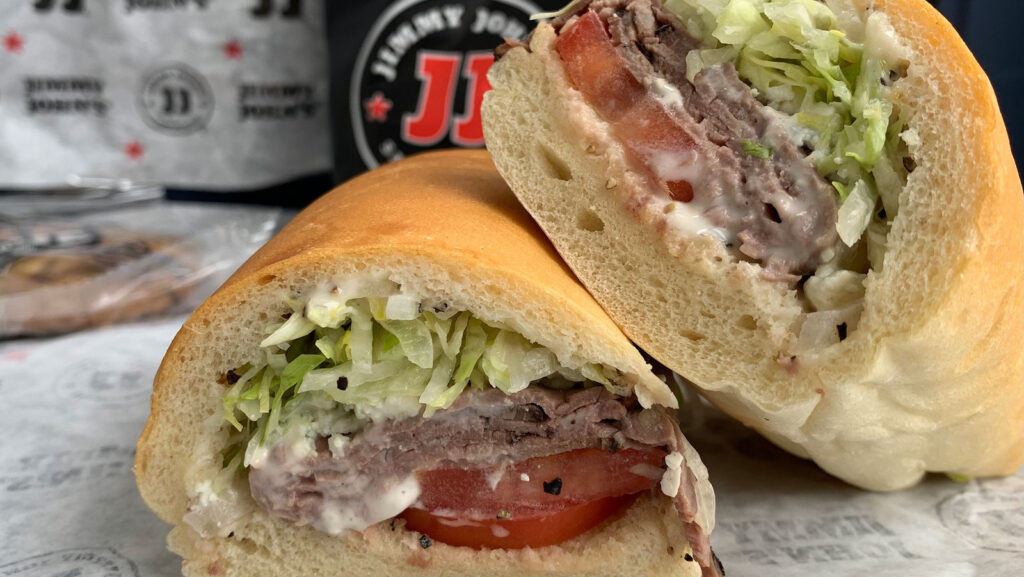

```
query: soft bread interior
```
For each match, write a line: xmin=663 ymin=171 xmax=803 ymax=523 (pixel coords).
xmin=482 ymin=0 xmax=1023 ymax=491
xmin=167 ymin=493 xmax=701 ymax=577
xmin=135 ymin=150 xmax=696 ymax=575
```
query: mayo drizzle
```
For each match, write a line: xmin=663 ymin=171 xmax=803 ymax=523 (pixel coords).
xmin=317 ymin=475 xmax=421 ymax=535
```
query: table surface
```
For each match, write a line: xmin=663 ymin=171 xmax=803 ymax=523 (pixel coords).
xmin=0 ymin=202 xmax=1020 ymax=577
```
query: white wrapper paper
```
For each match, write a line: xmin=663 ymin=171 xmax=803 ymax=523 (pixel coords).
xmin=1 ymin=319 xmax=1021 ymax=576
xmin=0 ymin=0 xmax=330 ymax=190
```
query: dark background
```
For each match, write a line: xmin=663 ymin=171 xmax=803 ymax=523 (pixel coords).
xmin=319 ymin=0 xmax=1022 ymax=192
xmin=927 ymin=0 xmax=1023 ymax=175
xmin=166 ymin=0 xmax=1024 ymax=204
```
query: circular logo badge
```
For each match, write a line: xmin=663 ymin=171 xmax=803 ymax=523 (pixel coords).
xmin=138 ymin=63 xmax=214 ymax=135
xmin=351 ymin=0 xmax=541 ymax=169
xmin=55 ymin=359 xmax=155 ymax=407
xmin=938 ymin=480 xmax=1024 ymax=553
xmin=0 ymin=549 xmax=139 ymax=577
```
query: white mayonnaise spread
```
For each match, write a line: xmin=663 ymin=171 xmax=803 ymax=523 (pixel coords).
xmin=660 ymin=451 xmax=684 ymax=498
xmin=353 ymin=394 xmax=422 ymax=423
xmin=317 ymin=475 xmax=421 ymax=535
xmin=436 ymin=515 xmax=481 ymax=527
xmin=646 ymin=148 xmax=701 ymax=183
xmin=640 ymin=146 xmax=733 ymax=241
xmin=328 ymin=434 xmax=351 ymax=459
xmin=863 ymin=12 xmax=908 ymax=65
xmin=487 ymin=464 xmax=507 ymax=490
xmin=192 ymin=480 xmax=218 ymax=508
xmin=492 ymin=525 xmax=511 ymax=538
xmin=647 ymin=76 xmax=684 ymax=109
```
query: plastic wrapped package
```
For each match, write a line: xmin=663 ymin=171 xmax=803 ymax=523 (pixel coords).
xmin=0 ymin=197 xmax=279 ymax=337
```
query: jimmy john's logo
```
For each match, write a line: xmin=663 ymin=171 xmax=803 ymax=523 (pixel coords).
xmin=56 ymin=361 xmax=154 ymax=407
xmin=137 ymin=63 xmax=214 ymax=135
xmin=938 ymin=477 xmax=1024 ymax=552
xmin=351 ymin=0 xmax=540 ymax=168
xmin=0 ymin=549 xmax=139 ymax=577
xmin=0 ymin=445 xmax=134 ymax=493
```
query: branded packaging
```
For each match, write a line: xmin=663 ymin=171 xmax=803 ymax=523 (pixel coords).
xmin=0 ymin=1 xmax=568 ymax=204
xmin=327 ymin=0 xmax=565 ymax=181
xmin=0 ymin=0 xmax=332 ymax=204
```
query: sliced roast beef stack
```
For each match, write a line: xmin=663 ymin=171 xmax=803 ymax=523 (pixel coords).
xmin=249 ymin=385 xmax=721 ymax=576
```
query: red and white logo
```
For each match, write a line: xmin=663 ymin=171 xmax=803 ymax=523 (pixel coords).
xmin=350 ymin=0 xmax=539 ymax=169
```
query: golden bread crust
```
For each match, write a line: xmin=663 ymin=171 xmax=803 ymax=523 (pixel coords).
xmin=134 ymin=150 xmax=690 ymax=576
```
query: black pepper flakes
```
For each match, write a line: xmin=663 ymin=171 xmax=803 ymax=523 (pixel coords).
xmin=684 ymin=554 xmax=694 ymax=562
xmin=225 ymin=369 xmax=241 ymax=385
xmin=543 ymin=478 xmax=563 ymax=495
xmin=390 ymin=519 xmax=397 ymax=531
xmin=337 ymin=377 xmax=348 ymax=391
xmin=419 ymin=535 xmax=432 ymax=549
xmin=607 ymin=437 xmax=620 ymax=454
xmin=837 ymin=322 xmax=848 ymax=341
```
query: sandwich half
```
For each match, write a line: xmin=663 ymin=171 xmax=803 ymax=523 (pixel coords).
xmin=135 ymin=149 xmax=722 ymax=577
xmin=482 ymin=0 xmax=1024 ymax=490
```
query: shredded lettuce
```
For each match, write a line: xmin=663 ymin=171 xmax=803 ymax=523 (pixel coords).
xmin=660 ymin=0 xmax=910 ymax=250
xmin=221 ymin=291 xmax=629 ymax=467
xmin=531 ymin=0 xmax=585 ymax=21
xmin=836 ymin=180 xmax=875 ymax=247
xmin=741 ymin=140 xmax=773 ymax=159
xmin=260 ymin=312 xmax=315 ymax=348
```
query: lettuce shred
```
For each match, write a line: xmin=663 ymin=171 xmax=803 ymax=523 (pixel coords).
xmin=663 ymin=0 xmax=911 ymax=253
xmin=220 ymin=291 xmax=619 ymax=467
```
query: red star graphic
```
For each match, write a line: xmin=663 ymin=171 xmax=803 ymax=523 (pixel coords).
xmin=364 ymin=92 xmax=393 ymax=123
xmin=125 ymin=141 xmax=144 ymax=161
xmin=3 ymin=32 xmax=24 ymax=54
xmin=223 ymin=39 xmax=243 ymax=60
xmin=2 ymin=350 xmax=29 ymax=362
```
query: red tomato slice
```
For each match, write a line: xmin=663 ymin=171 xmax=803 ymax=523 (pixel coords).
xmin=557 ymin=10 xmax=700 ymax=202
xmin=401 ymin=494 xmax=639 ymax=550
xmin=400 ymin=447 xmax=666 ymax=549
xmin=557 ymin=10 xmax=647 ymax=121
xmin=413 ymin=448 xmax=666 ymax=519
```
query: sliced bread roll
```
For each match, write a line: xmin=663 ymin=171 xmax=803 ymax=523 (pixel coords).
xmin=135 ymin=150 xmax=719 ymax=577
xmin=482 ymin=0 xmax=1023 ymax=491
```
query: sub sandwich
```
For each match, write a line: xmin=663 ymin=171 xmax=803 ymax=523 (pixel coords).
xmin=134 ymin=150 xmax=723 ymax=577
xmin=482 ymin=0 xmax=1024 ymax=490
